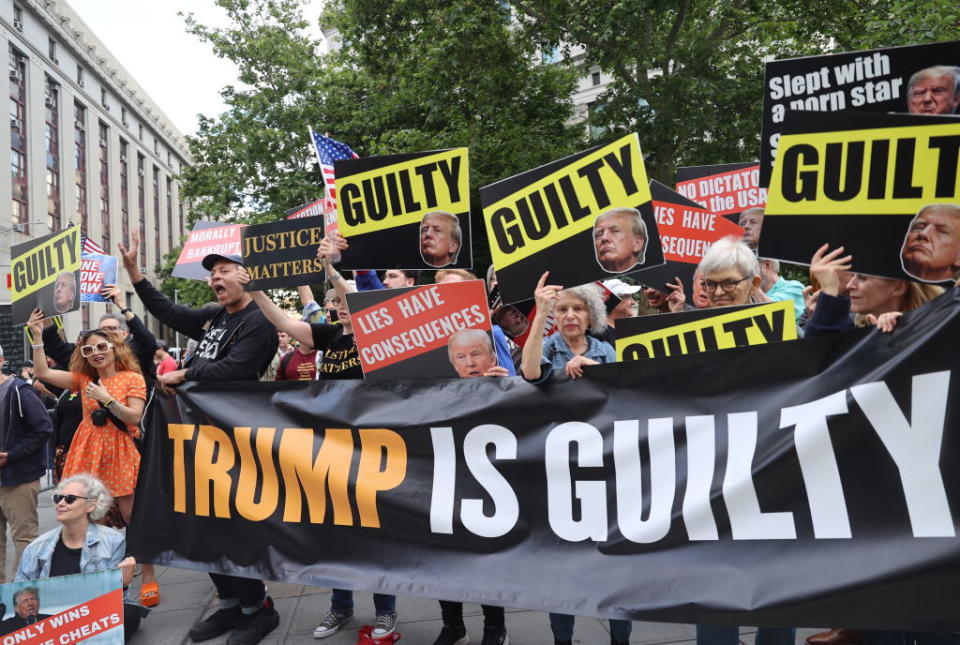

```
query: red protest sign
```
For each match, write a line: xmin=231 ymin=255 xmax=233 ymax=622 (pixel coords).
xmin=346 ymin=280 xmax=493 ymax=379
xmin=172 ymin=221 xmax=247 ymax=281
xmin=675 ymin=162 xmax=767 ymax=218
xmin=4 ymin=587 xmax=123 ymax=644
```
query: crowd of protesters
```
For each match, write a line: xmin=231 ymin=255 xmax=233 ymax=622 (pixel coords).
xmin=1 ymin=207 xmax=958 ymax=645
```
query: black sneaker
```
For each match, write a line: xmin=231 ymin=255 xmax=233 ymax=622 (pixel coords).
xmin=226 ymin=597 xmax=280 ymax=645
xmin=554 ymin=641 xmax=572 ymax=645
xmin=189 ymin=603 xmax=242 ymax=641
xmin=432 ymin=624 xmax=470 ymax=645
xmin=481 ymin=625 xmax=509 ymax=645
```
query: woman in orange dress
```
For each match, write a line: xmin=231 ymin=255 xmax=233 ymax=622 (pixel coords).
xmin=28 ymin=309 xmax=146 ymax=523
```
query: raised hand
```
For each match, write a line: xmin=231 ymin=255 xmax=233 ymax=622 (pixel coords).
xmin=533 ymin=271 xmax=562 ymax=317
xmin=117 ymin=230 xmax=144 ymax=282
xmin=809 ymin=244 xmax=852 ymax=297
xmin=665 ymin=277 xmax=686 ymax=312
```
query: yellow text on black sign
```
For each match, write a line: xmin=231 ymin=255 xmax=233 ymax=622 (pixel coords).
xmin=616 ymin=300 xmax=797 ymax=360
xmin=483 ymin=133 xmax=651 ymax=269
xmin=336 ymin=148 xmax=469 ymax=237
xmin=11 ymin=227 xmax=80 ymax=302
xmin=768 ymin=122 xmax=960 ymax=215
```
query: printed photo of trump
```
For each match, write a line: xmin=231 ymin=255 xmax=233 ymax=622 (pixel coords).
xmin=419 ymin=210 xmax=462 ymax=268
xmin=593 ymin=207 xmax=647 ymax=274
xmin=901 ymin=203 xmax=960 ymax=282
xmin=447 ymin=329 xmax=508 ymax=378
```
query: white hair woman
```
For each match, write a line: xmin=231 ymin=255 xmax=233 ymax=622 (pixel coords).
xmin=15 ymin=473 xmax=145 ymax=640
xmin=521 ymin=273 xmax=616 ymax=381
xmin=696 ymin=236 xmax=763 ymax=308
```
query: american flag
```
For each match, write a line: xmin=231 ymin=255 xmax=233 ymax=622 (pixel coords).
xmin=309 ymin=127 xmax=358 ymax=208
xmin=80 ymin=232 xmax=106 ymax=255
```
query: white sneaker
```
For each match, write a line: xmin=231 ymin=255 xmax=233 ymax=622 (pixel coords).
xmin=313 ymin=611 xmax=353 ymax=639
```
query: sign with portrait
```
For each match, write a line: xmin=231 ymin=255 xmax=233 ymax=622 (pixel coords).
xmin=480 ymin=134 xmax=664 ymax=305
xmin=760 ymin=111 xmax=960 ymax=283
xmin=333 ymin=148 xmax=472 ymax=271
xmin=10 ymin=226 xmax=81 ymax=325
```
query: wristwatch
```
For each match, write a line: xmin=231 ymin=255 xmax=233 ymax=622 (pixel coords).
xmin=120 ymin=308 xmax=131 ymax=315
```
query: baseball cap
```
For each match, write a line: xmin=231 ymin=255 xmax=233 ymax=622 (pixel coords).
xmin=201 ymin=253 xmax=244 ymax=271
xmin=601 ymin=279 xmax=642 ymax=298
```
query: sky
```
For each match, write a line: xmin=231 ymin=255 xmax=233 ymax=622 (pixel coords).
xmin=66 ymin=0 xmax=326 ymax=137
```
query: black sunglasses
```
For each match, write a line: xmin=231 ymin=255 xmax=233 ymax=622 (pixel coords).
xmin=52 ymin=494 xmax=89 ymax=505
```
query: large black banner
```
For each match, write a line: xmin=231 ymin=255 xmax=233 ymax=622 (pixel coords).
xmin=131 ymin=289 xmax=960 ymax=631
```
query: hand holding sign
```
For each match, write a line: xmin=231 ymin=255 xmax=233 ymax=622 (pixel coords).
xmin=318 ymin=233 xmax=348 ymax=262
xmin=101 ymin=284 xmax=124 ymax=309
xmin=810 ymin=244 xmax=853 ymax=297
xmin=118 ymin=229 xmax=144 ymax=282
xmin=27 ymin=308 xmax=45 ymax=342
xmin=866 ymin=310 xmax=904 ymax=333
xmin=564 ymin=354 xmax=599 ymax=380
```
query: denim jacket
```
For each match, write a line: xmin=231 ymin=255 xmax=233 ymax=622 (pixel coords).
xmin=15 ymin=522 xmax=125 ymax=581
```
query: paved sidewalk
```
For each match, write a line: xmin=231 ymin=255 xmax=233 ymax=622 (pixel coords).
xmin=13 ymin=491 xmax=821 ymax=645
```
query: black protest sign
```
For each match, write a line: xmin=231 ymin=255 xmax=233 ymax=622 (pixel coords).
xmin=761 ymin=111 xmax=960 ymax=282
xmin=615 ymin=301 xmax=797 ymax=360
xmin=131 ymin=290 xmax=960 ymax=631
xmin=630 ymin=181 xmax=745 ymax=296
xmin=172 ymin=221 xmax=247 ymax=281
xmin=11 ymin=226 xmax=81 ymax=324
xmin=480 ymin=133 xmax=664 ymax=305
xmin=760 ymin=39 xmax=960 ymax=186
xmin=346 ymin=280 xmax=493 ymax=379
xmin=675 ymin=162 xmax=767 ymax=224
xmin=241 ymin=216 xmax=326 ymax=290
xmin=334 ymin=148 xmax=472 ymax=271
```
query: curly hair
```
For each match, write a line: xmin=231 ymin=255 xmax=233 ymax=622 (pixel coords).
xmin=557 ymin=283 xmax=608 ymax=334
xmin=55 ymin=473 xmax=113 ymax=521
xmin=68 ymin=329 xmax=142 ymax=378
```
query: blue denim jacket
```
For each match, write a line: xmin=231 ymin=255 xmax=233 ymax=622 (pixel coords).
xmin=15 ymin=522 xmax=125 ymax=581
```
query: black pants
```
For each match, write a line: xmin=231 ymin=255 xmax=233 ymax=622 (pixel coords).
xmin=208 ymin=573 xmax=266 ymax=608
xmin=439 ymin=601 xmax=504 ymax=628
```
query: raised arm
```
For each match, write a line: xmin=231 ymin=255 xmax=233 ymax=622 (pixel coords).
xmin=238 ymin=269 xmax=315 ymax=348
xmin=318 ymin=233 xmax=351 ymax=303
xmin=27 ymin=309 xmax=75 ymax=391
xmin=520 ymin=272 xmax=561 ymax=381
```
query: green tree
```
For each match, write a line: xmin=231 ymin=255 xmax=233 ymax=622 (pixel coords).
xmin=510 ymin=0 xmax=886 ymax=182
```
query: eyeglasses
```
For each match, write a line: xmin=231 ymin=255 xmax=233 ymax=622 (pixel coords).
xmin=702 ymin=277 xmax=750 ymax=293
xmin=79 ymin=341 xmax=114 ymax=357
xmin=326 ymin=297 xmax=342 ymax=306
xmin=52 ymin=494 xmax=89 ymax=505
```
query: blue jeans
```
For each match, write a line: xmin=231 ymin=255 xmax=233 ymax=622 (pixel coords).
xmin=549 ymin=613 xmax=632 ymax=643
xmin=696 ymin=625 xmax=796 ymax=645
xmin=331 ymin=589 xmax=396 ymax=615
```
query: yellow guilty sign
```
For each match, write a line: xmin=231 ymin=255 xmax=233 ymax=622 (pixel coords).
xmin=483 ymin=133 xmax=650 ymax=269
xmin=336 ymin=148 xmax=470 ymax=237
xmin=11 ymin=227 xmax=80 ymax=302
xmin=616 ymin=300 xmax=797 ymax=360
xmin=767 ymin=122 xmax=960 ymax=215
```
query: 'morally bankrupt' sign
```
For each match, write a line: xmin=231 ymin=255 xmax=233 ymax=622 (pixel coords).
xmin=131 ymin=289 xmax=960 ymax=631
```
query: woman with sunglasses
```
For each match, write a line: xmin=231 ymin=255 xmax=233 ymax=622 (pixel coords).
xmin=16 ymin=473 xmax=146 ymax=640
xmin=27 ymin=309 xmax=146 ymax=527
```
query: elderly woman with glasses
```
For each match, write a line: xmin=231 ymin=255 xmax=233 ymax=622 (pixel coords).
xmin=27 ymin=309 xmax=146 ymax=527
xmin=15 ymin=474 xmax=145 ymax=640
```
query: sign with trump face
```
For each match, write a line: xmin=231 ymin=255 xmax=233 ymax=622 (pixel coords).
xmin=480 ymin=134 xmax=664 ymax=305
xmin=333 ymin=148 xmax=473 ymax=271
xmin=345 ymin=279 xmax=495 ymax=380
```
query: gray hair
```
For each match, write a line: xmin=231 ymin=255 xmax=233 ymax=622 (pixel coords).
xmin=98 ymin=313 xmax=129 ymax=332
xmin=698 ymin=236 xmax=760 ymax=279
xmin=760 ymin=257 xmax=781 ymax=274
xmin=916 ymin=202 xmax=960 ymax=220
xmin=557 ymin=283 xmax=608 ymax=334
xmin=739 ymin=207 xmax=765 ymax=222
xmin=13 ymin=587 xmax=39 ymax=605
xmin=908 ymin=65 xmax=960 ymax=97
xmin=55 ymin=474 xmax=113 ymax=521
xmin=447 ymin=329 xmax=494 ymax=360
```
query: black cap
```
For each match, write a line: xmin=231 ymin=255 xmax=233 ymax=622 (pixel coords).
xmin=201 ymin=253 xmax=244 ymax=271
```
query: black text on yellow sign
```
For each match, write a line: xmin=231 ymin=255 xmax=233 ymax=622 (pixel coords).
xmin=767 ymin=122 xmax=960 ymax=215
xmin=337 ymin=148 xmax=469 ymax=237
xmin=616 ymin=301 xmax=797 ymax=360
xmin=11 ymin=227 xmax=80 ymax=302
xmin=483 ymin=133 xmax=651 ymax=269
xmin=169 ymin=424 xmax=407 ymax=527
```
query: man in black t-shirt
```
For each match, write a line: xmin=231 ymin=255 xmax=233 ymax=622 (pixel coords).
xmin=118 ymin=231 xmax=280 ymax=645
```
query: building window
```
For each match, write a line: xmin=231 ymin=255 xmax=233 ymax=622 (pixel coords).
xmin=121 ymin=107 xmax=128 ymax=127
xmin=99 ymin=122 xmax=111 ymax=253
xmin=45 ymin=77 xmax=61 ymax=231
xmin=120 ymin=139 xmax=129 ymax=247
xmin=153 ymin=166 xmax=161 ymax=259
xmin=48 ymin=38 xmax=58 ymax=63
xmin=100 ymin=88 xmax=109 ymax=109
xmin=541 ymin=46 xmax=561 ymax=65
xmin=76 ymin=65 xmax=84 ymax=87
xmin=75 ymin=103 xmax=88 ymax=234
xmin=13 ymin=5 xmax=24 ymax=31
xmin=138 ymin=123 xmax=143 ymax=141
xmin=154 ymin=137 xmax=159 ymax=155
xmin=137 ymin=153 xmax=146 ymax=267
xmin=179 ymin=199 xmax=185 ymax=243
xmin=167 ymin=150 xmax=171 ymax=166
xmin=592 ymin=71 xmax=601 ymax=86
xmin=166 ymin=176 xmax=173 ymax=251
xmin=9 ymin=46 xmax=28 ymax=230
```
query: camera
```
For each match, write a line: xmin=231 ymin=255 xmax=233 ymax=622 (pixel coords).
xmin=91 ymin=408 xmax=108 ymax=427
